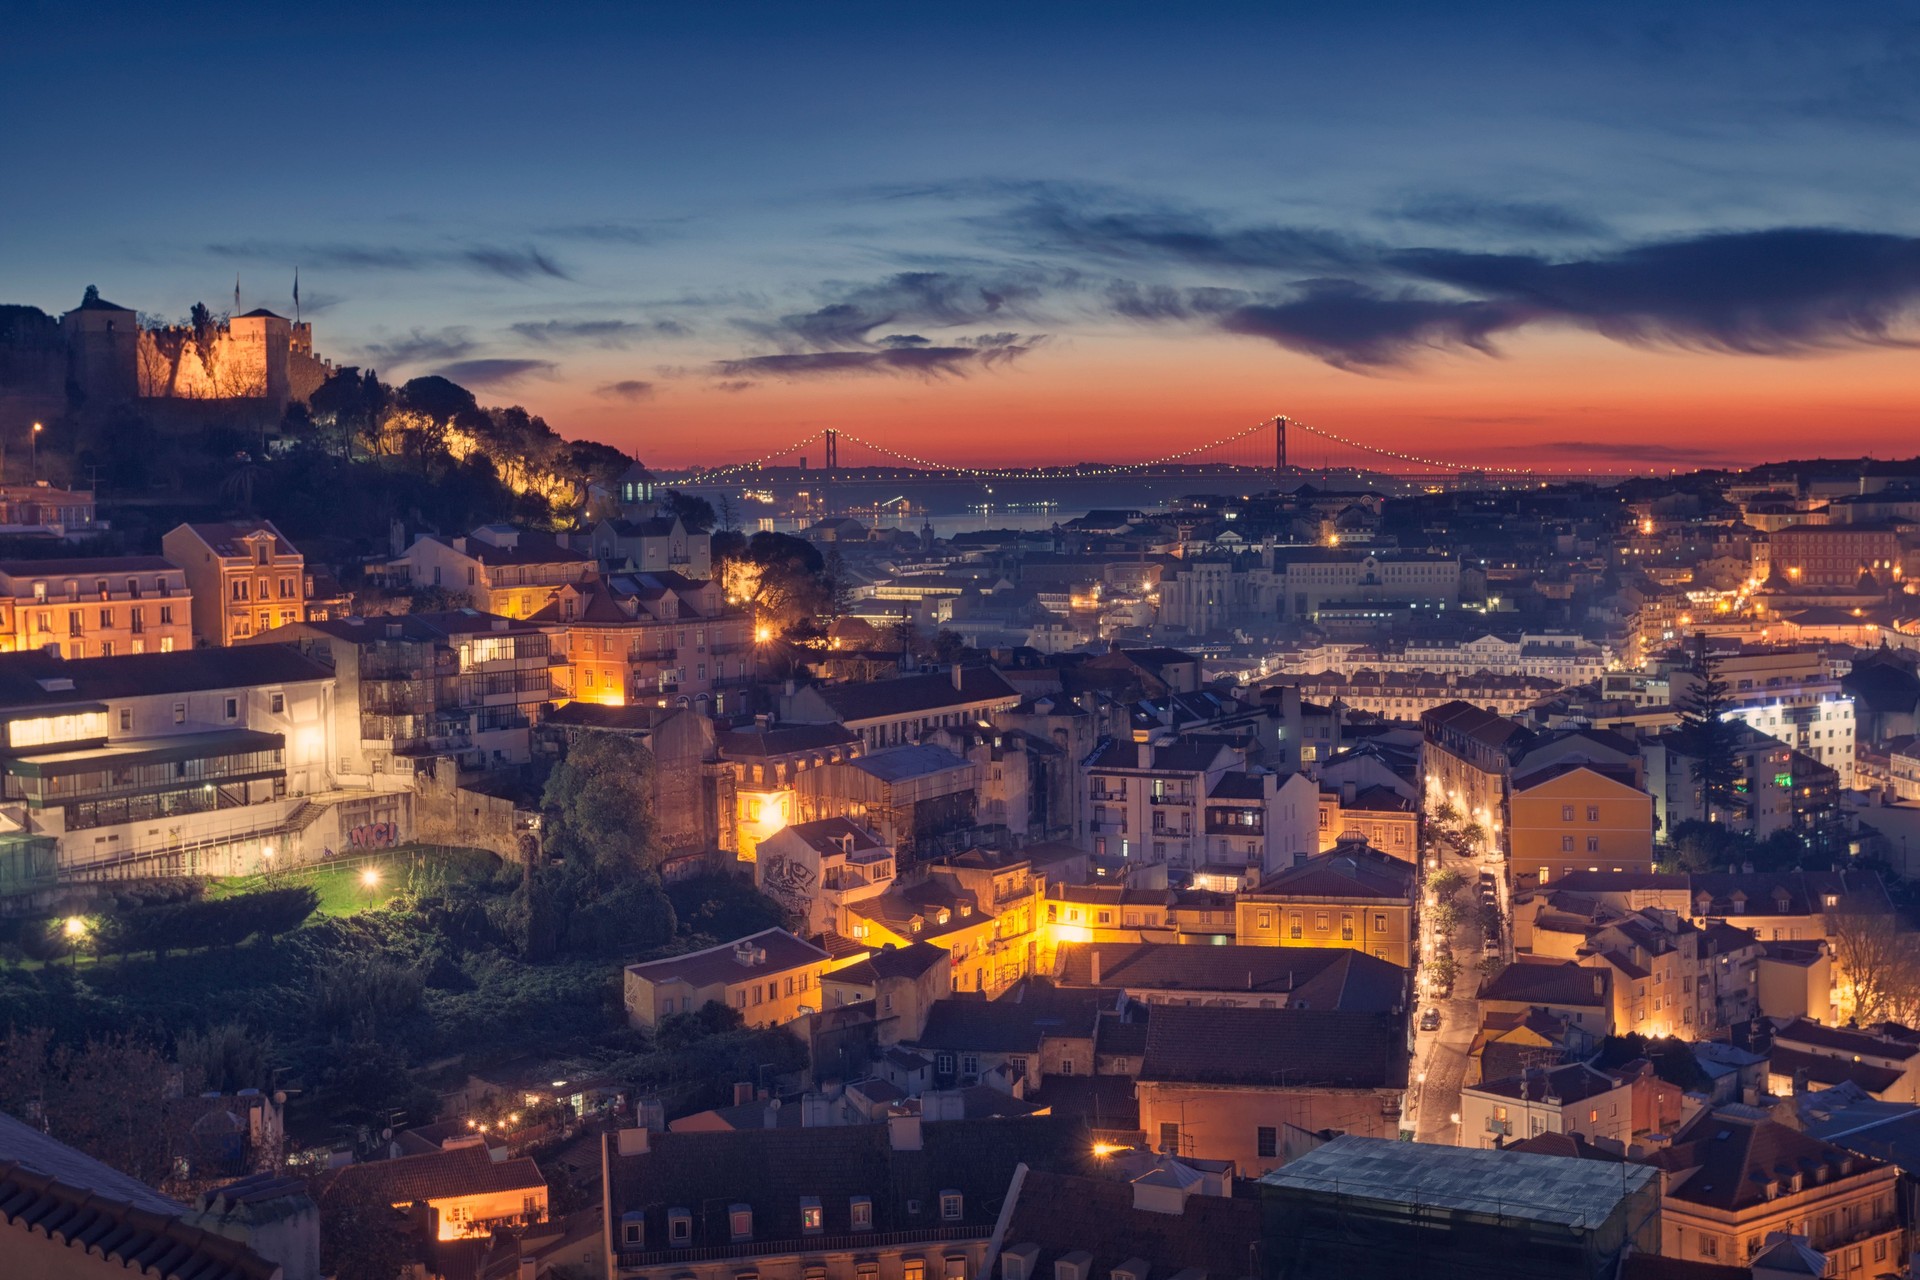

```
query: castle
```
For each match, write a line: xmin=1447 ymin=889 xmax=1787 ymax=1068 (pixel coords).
xmin=0 ymin=288 xmax=335 ymax=420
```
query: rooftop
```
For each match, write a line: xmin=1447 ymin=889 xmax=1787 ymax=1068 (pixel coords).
xmin=625 ymin=928 xmax=830 ymax=988
xmin=1139 ymin=1005 xmax=1400 ymax=1088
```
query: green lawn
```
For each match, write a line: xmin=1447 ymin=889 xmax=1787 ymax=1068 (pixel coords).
xmin=209 ymin=845 xmax=502 ymax=918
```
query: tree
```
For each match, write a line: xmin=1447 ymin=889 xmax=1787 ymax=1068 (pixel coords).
xmin=541 ymin=731 xmax=658 ymax=877
xmin=1828 ymin=909 xmax=1920 ymax=1025
xmin=319 ymin=1175 xmax=409 ymax=1280
xmin=1677 ymin=633 xmax=1740 ymax=823
xmin=660 ymin=489 xmax=716 ymax=533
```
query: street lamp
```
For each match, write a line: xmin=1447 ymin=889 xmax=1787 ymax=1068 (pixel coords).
xmin=62 ymin=915 xmax=86 ymax=967
xmin=361 ymin=866 xmax=381 ymax=908
xmin=30 ymin=422 xmax=43 ymax=482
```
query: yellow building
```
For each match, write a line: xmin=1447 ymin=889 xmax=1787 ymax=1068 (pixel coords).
xmin=1508 ymin=762 xmax=1654 ymax=884
xmin=0 ymin=556 xmax=192 ymax=658
xmin=329 ymin=1143 xmax=548 ymax=1241
xmin=1648 ymin=1113 xmax=1901 ymax=1274
xmin=1235 ymin=839 xmax=1418 ymax=968
xmin=161 ymin=519 xmax=308 ymax=646
xmin=622 ymin=929 xmax=834 ymax=1030
xmin=1317 ymin=785 xmax=1419 ymax=859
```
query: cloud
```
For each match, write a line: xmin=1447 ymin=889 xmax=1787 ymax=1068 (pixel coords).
xmin=738 ymin=270 xmax=1051 ymax=353
xmin=1386 ymin=195 xmax=1609 ymax=239
xmin=510 ymin=318 xmax=688 ymax=347
xmin=434 ymin=358 xmax=557 ymax=388
xmin=1390 ymin=228 xmax=1920 ymax=355
xmin=363 ymin=327 xmax=477 ymax=368
xmin=712 ymin=379 xmax=758 ymax=393
xmin=1215 ymin=281 xmax=1527 ymax=371
xmin=595 ymin=379 xmax=656 ymax=400
xmin=207 ymin=239 xmax=572 ymax=283
xmin=992 ymin=198 xmax=1365 ymax=274
xmin=714 ymin=332 xmax=1042 ymax=380
xmin=543 ymin=221 xmax=660 ymax=245
xmin=1491 ymin=439 xmax=1733 ymax=463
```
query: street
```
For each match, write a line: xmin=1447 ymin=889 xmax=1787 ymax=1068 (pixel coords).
xmin=1407 ymin=834 xmax=1501 ymax=1146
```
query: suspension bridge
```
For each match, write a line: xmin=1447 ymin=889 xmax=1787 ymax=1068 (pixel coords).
xmin=658 ymin=415 xmax=1625 ymax=513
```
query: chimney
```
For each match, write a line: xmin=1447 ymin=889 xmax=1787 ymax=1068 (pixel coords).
xmin=615 ymin=1127 xmax=650 ymax=1156
xmin=733 ymin=1081 xmax=754 ymax=1106
xmin=453 ymin=536 xmax=468 ymax=554
xmin=1090 ymin=948 xmax=1102 ymax=987
xmin=755 ymin=713 xmax=772 ymax=730
xmin=1341 ymin=780 xmax=1357 ymax=805
xmin=1592 ymin=973 xmax=1605 ymax=998
xmin=1137 ymin=740 xmax=1151 ymax=769
xmin=520 ymin=1258 xmax=539 ymax=1280
xmin=763 ymin=1100 xmax=781 ymax=1129
xmin=888 ymin=1114 xmax=923 ymax=1151
xmin=952 ymin=663 xmax=966 ymax=691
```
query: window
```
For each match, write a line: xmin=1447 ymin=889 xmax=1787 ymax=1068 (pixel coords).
xmin=1289 ymin=912 xmax=1302 ymax=940
xmin=1561 ymin=836 xmax=1576 ymax=852
xmin=1341 ymin=913 xmax=1354 ymax=941
xmin=1562 ymin=804 xmax=1575 ymax=821
xmin=728 ymin=1205 xmax=752 ymax=1241
xmin=668 ymin=1209 xmax=692 ymax=1245
xmin=1257 ymin=1126 xmax=1278 ymax=1158
xmin=800 ymin=1197 xmax=823 ymax=1234
xmin=850 ymin=1196 xmax=873 ymax=1229
xmin=1700 ymin=1235 xmax=1718 ymax=1260
xmin=1586 ymin=837 xmax=1600 ymax=853
xmin=1315 ymin=911 xmax=1329 ymax=931
xmin=1257 ymin=909 xmax=1273 ymax=930
xmin=270 ymin=692 xmax=285 ymax=714
xmin=935 ymin=1052 xmax=955 ymax=1075
xmin=621 ymin=1217 xmax=644 ymax=1246
xmin=118 ymin=708 xmax=131 ymax=732
xmin=1373 ymin=913 xmax=1387 ymax=932
xmin=939 ymin=1191 xmax=963 ymax=1222
xmin=904 ymin=1263 xmax=926 ymax=1280
xmin=98 ymin=608 xmax=112 ymax=628
xmin=961 ymin=1054 xmax=979 ymax=1075
xmin=1587 ymin=805 xmax=1600 ymax=822
xmin=173 ymin=702 xmax=186 ymax=725
xmin=224 ymin=697 xmax=239 ymax=720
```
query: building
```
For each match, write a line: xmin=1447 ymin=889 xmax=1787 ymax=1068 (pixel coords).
xmin=0 ymin=556 xmax=192 ymax=658
xmin=1276 ymin=548 xmax=1461 ymax=621
xmin=0 ymin=483 xmax=99 ymax=538
xmin=1507 ymin=762 xmax=1655 ymax=884
xmin=1459 ymin=1063 xmax=1634 ymax=1149
xmin=1234 ymin=840 xmax=1419 ymax=968
xmin=599 ymin=1115 xmax=1081 ymax=1280
xmin=1084 ymin=738 xmax=1240 ymax=868
xmin=587 ymin=464 xmax=714 ymax=577
xmin=162 ymin=520 xmax=310 ymax=647
xmin=1053 ymin=941 xmax=1408 ymax=1012
xmin=780 ymin=665 xmax=1023 ymax=751
xmin=1317 ymin=782 xmax=1419 ymax=859
xmin=533 ymin=571 xmax=752 ymax=709
xmin=1259 ymin=1135 xmax=1661 ymax=1280
xmin=258 ymin=611 xmax=557 ymax=777
xmin=1421 ymin=701 xmax=1536 ymax=829
xmin=1197 ymin=769 xmax=1321 ymax=884
xmin=1136 ymin=1004 xmax=1405 ymax=1173
xmin=394 ymin=525 xmax=597 ymax=619
xmin=622 ymin=928 xmax=835 ymax=1030
xmin=1766 ymin=1019 xmax=1920 ymax=1104
xmin=325 ymin=1143 xmax=548 ymax=1242
xmin=996 ymin=1166 xmax=1262 ymax=1280
xmin=0 ymin=646 xmax=340 ymax=880
xmin=1642 ymin=1110 xmax=1901 ymax=1274
xmin=717 ymin=720 xmax=863 ymax=860
xmin=1770 ymin=524 xmax=1903 ymax=589
xmin=792 ymin=743 xmax=979 ymax=862
xmin=1477 ymin=961 xmax=1615 ymax=1039
xmin=754 ymin=818 xmax=896 ymax=936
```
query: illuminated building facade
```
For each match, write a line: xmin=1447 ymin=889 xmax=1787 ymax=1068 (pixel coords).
xmin=161 ymin=519 xmax=310 ymax=646
xmin=0 ymin=556 xmax=191 ymax=658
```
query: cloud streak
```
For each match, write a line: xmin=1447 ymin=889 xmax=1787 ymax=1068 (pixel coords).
xmin=434 ymin=358 xmax=557 ymax=388
xmin=511 ymin=318 xmax=688 ymax=347
xmin=595 ymin=379 xmax=656 ymax=400
xmin=715 ymin=333 xmax=1041 ymax=380
xmin=207 ymin=240 xmax=573 ymax=282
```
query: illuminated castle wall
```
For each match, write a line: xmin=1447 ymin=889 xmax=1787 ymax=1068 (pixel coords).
xmin=55 ymin=291 xmax=334 ymax=409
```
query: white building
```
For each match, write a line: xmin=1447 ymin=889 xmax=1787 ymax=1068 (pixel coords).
xmin=1724 ymin=698 xmax=1856 ymax=789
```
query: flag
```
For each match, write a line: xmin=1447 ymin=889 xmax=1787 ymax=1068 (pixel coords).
xmin=293 ymin=268 xmax=300 ymax=322
xmin=234 ymin=274 xmax=241 ymax=312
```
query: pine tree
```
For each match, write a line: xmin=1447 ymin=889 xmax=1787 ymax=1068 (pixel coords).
xmin=1677 ymin=632 xmax=1740 ymax=822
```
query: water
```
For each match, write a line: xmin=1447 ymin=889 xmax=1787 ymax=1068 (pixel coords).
xmin=749 ymin=508 xmax=1077 ymax=539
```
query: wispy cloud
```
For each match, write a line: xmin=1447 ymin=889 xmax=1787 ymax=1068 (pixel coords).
xmin=434 ymin=358 xmax=558 ymax=388
xmin=1384 ymin=194 xmax=1610 ymax=240
xmin=715 ymin=333 xmax=1042 ymax=380
xmin=207 ymin=239 xmax=573 ymax=282
xmin=511 ymin=318 xmax=688 ymax=348
xmin=594 ymin=379 xmax=656 ymax=400
xmin=362 ymin=327 xmax=477 ymax=368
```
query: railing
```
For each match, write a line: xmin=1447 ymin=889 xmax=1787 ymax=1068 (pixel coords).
xmin=1485 ymin=1117 xmax=1512 ymax=1136
xmin=1149 ymin=793 xmax=1193 ymax=805
xmin=618 ymin=1225 xmax=988 ymax=1269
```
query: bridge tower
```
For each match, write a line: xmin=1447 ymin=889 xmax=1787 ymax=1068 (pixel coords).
xmin=823 ymin=428 xmax=838 ymax=516
xmin=1273 ymin=415 xmax=1289 ymax=483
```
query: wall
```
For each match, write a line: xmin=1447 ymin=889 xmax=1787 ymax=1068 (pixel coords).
xmin=1135 ymin=1081 xmax=1398 ymax=1176
xmin=1509 ymin=771 xmax=1655 ymax=884
xmin=411 ymin=762 xmax=529 ymax=862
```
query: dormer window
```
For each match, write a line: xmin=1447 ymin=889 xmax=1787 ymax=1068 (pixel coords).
xmin=850 ymin=1195 xmax=873 ymax=1230
xmin=800 ymin=1196 xmax=823 ymax=1234
xmin=668 ymin=1208 xmax=693 ymax=1245
xmin=729 ymin=1204 xmax=753 ymax=1241
xmin=936 ymin=909 xmax=951 ymax=926
xmin=939 ymin=1191 xmax=963 ymax=1221
xmin=621 ymin=1212 xmax=646 ymax=1246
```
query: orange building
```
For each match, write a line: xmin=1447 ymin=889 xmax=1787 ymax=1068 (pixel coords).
xmin=162 ymin=519 xmax=308 ymax=646
xmin=1508 ymin=762 xmax=1654 ymax=884
xmin=0 ymin=557 xmax=192 ymax=658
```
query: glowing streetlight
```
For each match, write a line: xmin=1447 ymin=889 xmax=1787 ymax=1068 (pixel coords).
xmin=754 ymin=624 xmax=773 ymax=643
xmin=30 ymin=422 xmax=43 ymax=482
xmin=361 ymin=866 xmax=381 ymax=908
xmin=62 ymin=915 xmax=86 ymax=967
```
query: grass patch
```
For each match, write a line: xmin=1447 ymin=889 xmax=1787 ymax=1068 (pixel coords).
xmin=210 ymin=845 xmax=502 ymax=918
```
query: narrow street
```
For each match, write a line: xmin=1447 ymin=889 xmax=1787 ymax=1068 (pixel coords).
xmin=1408 ymin=833 xmax=1499 ymax=1146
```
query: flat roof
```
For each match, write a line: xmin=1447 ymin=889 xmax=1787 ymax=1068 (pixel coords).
xmin=5 ymin=728 xmax=284 ymax=778
xmin=1260 ymin=1134 xmax=1657 ymax=1230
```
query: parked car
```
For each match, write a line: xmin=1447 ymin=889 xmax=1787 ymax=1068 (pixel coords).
xmin=1419 ymin=1007 xmax=1442 ymax=1032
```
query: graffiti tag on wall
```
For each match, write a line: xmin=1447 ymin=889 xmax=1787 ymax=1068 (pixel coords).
xmin=348 ymin=822 xmax=401 ymax=850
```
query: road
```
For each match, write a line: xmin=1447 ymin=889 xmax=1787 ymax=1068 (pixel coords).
xmin=1408 ymin=837 xmax=1501 ymax=1146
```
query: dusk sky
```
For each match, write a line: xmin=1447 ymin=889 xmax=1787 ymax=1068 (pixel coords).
xmin=7 ymin=1 xmax=1920 ymax=469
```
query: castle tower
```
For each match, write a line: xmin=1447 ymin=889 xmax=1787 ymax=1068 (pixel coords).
xmin=59 ymin=289 xmax=139 ymax=403
xmin=228 ymin=309 xmax=294 ymax=407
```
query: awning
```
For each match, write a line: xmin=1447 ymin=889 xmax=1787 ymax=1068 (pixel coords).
xmin=4 ymin=728 xmax=286 ymax=778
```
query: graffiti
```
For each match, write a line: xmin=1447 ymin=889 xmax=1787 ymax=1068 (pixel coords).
xmin=347 ymin=822 xmax=401 ymax=850
xmin=758 ymin=852 xmax=816 ymax=917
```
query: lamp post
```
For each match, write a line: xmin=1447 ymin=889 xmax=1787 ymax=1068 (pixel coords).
xmin=361 ymin=866 xmax=381 ymax=909
xmin=62 ymin=915 xmax=86 ymax=968
xmin=30 ymin=422 xmax=43 ymax=482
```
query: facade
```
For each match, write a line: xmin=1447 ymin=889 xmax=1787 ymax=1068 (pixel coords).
xmin=1770 ymin=524 xmax=1903 ymax=589
xmin=1420 ymin=700 xmax=1535 ymax=829
xmin=1083 ymin=738 xmax=1239 ymax=869
xmin=780 ymin=666 xmax=1022 ymax=751
xmin=162 ymin=520 xmax=309 ymax=647
xmin=0 ymin=646 xmax=339 ymax=879
xmin=1317 ymin=784 xmax=1419 ymax=859
xmin=259 ymin=611 xmax=557 ymax=777
xmin=754 ymin=818 xmax=895 ymax=936
xmin=327 ymin=1144 xmax=548 ymax=1243
xmin=1507 ymin=763 xmax=1655 ymax=884
xmin=1276 ymin=549 xmax=1461 ymax=621
xmin=533 ymin=571 xmax=753 ymax=708
xmin=1460 ymin=1063 xmax=1633 ymax=1149
xmin=0 ymin=483 xmax=99 ymax=538
xmin=0 ymin=556 xmax=191 ymax=658
xmin=1234 ymin=840 xmax=1419 ymax=968
xmin=1052 ymin=941 xmax=1408 ymax=1012
xmin=1198 ymin=769 xmax=1321 ymax=882
xmin=396 ymin=526 xmax=597 ymax=619
xmin=622 ymin=929 xmax=835 ymax=1031
xmin=716 ymin=720 xmax=863 ymax=860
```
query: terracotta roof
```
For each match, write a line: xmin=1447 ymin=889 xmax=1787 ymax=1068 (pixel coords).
xmin=1504 ymin=1131 xmax=1627 ymax=1163
xmin=716 ymin=721 xmax=859 ymax=758
xmin=1139 ymin=1005 xmax=1400 ymax=1088
xmin=913 ymin=986 xmax=1107 ymax=1054
xmin=177 ymin=519 xmax=298 ymax=559
xmin=330 ymin=1144 xmax=545 ymax=1205
xmin=1003 ymin=1169 xmax=1260 ymax=1279
xmin=1769 ymin=1046 xmax=1905 ymax=1095
xmin=1056 ymin=941 xmax=1406 ymax=1011
xmin=1250 ymin=844 xmax=1416 ymax=901
xmin=1773 ymin=1017 xmax=1920 ymax=1060
xmin=1649 ymin=1113 xmax=1883 ymax=1211
xmin=0 ymin=1164 xmax=277 ymax=1280
xmin=1468 ymin=1063 xmax=1623 ymax=1105
xmin=625 ymin=928 xmax=830 ymax=988
xmin=0 ymin=644 xmax=330 ymax=706
xmin=811 ymin=667 xmax=1019 ymax=725
xmin=1478 ymin=960 xmax=1609 ymax=1008
xmin=0 ymin=556 xmax=176 ymax=578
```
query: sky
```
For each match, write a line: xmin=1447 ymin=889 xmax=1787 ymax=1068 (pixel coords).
xmin=5 ymin=0 xmax=1920 ymax=470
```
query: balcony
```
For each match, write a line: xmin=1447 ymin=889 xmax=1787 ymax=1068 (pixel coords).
xmin=1090 ymin=819 xmax=1128 ymax=834
xmin=1150 ymin=793 xmax=1194 ymax=806
xmin=1485 ymin=1117 xmax=1512 ymax=1137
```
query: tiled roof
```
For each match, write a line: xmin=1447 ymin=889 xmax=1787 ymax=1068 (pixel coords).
xmin=330 ymin=1144 xmax=545 ymax=1205
xmin=1769 ymin=1046 xmax=1905 ymax=1095
xmin=605 ymin=1116 xmax=1084 ymax=1247
xmin=1139 ymin=1005 xmax=1400 ymax=1088
xmin=716 ymin=721 xmax=859 ymax=758
xmin=1477 ymin=960 xmax=1609 ymax=1008
xmin=1504 ymin=1131 xmax=1627 ymax=1163
xmin=1056 ymin=942 xmax=1406 ymax=1011
xmin=290 ymin=609 xmax=543 ymax=644
xmin=0 ymin=555 xmax=176 ymax=578
xmin=813 ymin=667 xmax=1019 ymax=724
xmin=0 ymin=1161 xmax=277 ymax=1280
xmin=177 ymin=519 xmax=297 ymax=559
xmin=1003 ymin=1169 xmax=1260 ymax=1280
xmin=1085 ymin=738 xmax=1232 ymax=774
xmin=850 ymin=742 xmax=972 ymax=783
xmin=1207 ymin=771 xmax=1269 ymax=800
xmin=912 ymin=987 xmax=1105 ymax=1054
xmin=1467 ymin=1063 xmax=1622 ymax=1104
xmin=1250 ymin=845 xmax=1416 ymax=901
xmin=776 ymin=817 xmax=887 ymax=858
xmin=0 ymin=644 xmax=331 ymax=707
xmin=1772 ymin=1017 xmax=1920 ymax=1061
xmin=1510 ymin=761 xmax=1644 ymax=793
xmin=1649 ymin=1113 xmax=1882 ymax=1211
xmin=625 ymin=928 xmax=830 ymax=988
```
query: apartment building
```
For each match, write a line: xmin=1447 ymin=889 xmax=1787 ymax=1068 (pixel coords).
xmin=532 ymin=571 xmax=753 ymax=708
xmin=1317 ymin=783 xmax=1419 ymax=859
xmin=259 ymin=611 xmax=558 ymax=776
xmin=1644 ymin=1112 xmax=1901 ymax=1274
xmin=1083 ymin=738 xmax=1239 ymax=868
xmin=0 ymin=646 xmax=337 ymax=879
xmin=716 ymin=720 xmax=863 ymax=860
xmin=327 ymin=1145 xmax=548 ymax=1243
xmin=1460 ymin=1063 xmax=1633 ymax=1150
xmin=753 ymin=818 xmax=895 ymax=936
xmin=395 ymin=525 xmax=597 ymax=619
xmin=1507 ymin=762 xmax=1655 ymax=884
xmin=1770 ymin=523 xmax=1903 ymax=589
xmin=162 ymin=519 xmax=309 ymax=646
xmin=1420 ymin=700 xmax=1536 ymax=826
xmin=1235 ymin=840 xmax=1419 ymax=968
xmin=1052 ymin=941 xmax=1408 ymax=1012
xmin=1197 ymin=769 xmax=1320 ymax=883
xmin=0 ymin=557 xmax=191 ymax=658
xmin=780 ymin=665 xmax=1022 ymax=751
xmin=1279 ymin=669 xmax=1560 ymax=720
xmin=1274 ymin=548 xmax=1461 ymax=621
xmin=622 ymin=929 xmax=834 ymax=1031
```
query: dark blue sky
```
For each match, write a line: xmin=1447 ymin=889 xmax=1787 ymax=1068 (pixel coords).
xmin=6 ymin=1 xmax=1920 ymax=464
